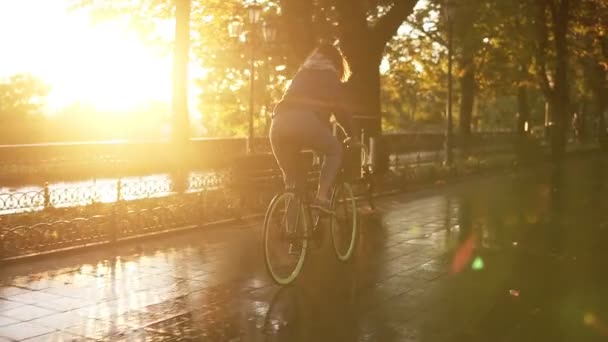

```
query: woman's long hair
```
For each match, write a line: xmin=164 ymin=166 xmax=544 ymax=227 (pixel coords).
xmin=303 ymin=43 xmax=352 ymax=82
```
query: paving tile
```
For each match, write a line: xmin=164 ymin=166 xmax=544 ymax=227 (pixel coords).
xmin=12 ymin=277 xmax=54 ymax=292
xmin=1 ymin=305 xmax=56 ymax=321
xmin=0 ymin=316 xmax=18 ymax=328
xmin=72 ymin=301 xmax=119 ymax=320
xmin=64 ymin=319 xmax=133 ymax=340
xmin=0 ymin=287 xmax=29 ymax=299
xmin=7 ymin=291 xmax=63 ymax=306
xmin=30 ymin=311 xmax=89 ymax=330
xmin=0 ymin=299 xmax=25 ymax=311
xmin=0 ymin=322 xmax=55 ymax=341
xmin=21 ymin=331 xmax=81 ymax=342
xmin=35 ymin=296 xmax=94 ymax=312
xmin=41 ymin=287 xmax=83 ymax=299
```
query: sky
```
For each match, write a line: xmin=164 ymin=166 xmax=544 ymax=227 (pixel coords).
xmin=0 ymin=0 xmax=173 ymax=112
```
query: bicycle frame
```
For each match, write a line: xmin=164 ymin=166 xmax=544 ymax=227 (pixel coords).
xmin=285 ymin=117 xmax=374 ymax=239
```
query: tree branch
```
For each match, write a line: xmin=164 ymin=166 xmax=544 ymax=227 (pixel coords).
xmin=372 ymin=0 xmax=419 ymax=52
xmin=336 ymin=0 xmax=371 ymax=65
xmin=279 ymin=0 xmax=315 ymax=71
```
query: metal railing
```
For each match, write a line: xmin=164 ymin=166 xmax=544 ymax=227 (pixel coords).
xmin=0 ymin=131 xmax=538 ymax=260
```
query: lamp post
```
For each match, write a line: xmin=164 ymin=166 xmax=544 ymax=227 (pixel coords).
xmin=228 ymin=1 xmax=277 ymax=154
xmin=444 ymin=0 xmax=456 ymax=166
xmin=173 ymin=0 xmax=190 ymax=147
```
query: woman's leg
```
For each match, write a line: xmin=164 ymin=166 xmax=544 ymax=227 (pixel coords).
xmin=293 ymin=117 xmax=342 ymax=202
xmin=315 ymin=135 xmax=341 ymax=202
xmin=271 ymin=112 xmax=342 ymax=203
xmin=270 ymin=120 xmax=299 ymax=190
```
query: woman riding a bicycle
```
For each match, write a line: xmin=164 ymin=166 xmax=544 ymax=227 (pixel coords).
xmin=270 ymin=43 xmax=359 ymax=214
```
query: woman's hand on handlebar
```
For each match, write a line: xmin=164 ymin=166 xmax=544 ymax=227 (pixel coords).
xmin=343 ymin=136 xmax=362 ymax=148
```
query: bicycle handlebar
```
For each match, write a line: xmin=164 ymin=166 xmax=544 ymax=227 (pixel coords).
xmin=352 ymin=115 xmax=377 ymax=121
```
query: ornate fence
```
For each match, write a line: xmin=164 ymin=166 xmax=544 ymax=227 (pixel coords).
xmin=0 ymin=132 xmax=522 ymax=260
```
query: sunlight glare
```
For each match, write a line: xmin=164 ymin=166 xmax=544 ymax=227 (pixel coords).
xmin=45 ymin=21 xmax=173 ymax=112
xmin=0 ymin=0 xmax=172 ymax=113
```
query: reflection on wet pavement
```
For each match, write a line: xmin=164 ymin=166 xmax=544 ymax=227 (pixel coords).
xmin=1 ymin=156 xmax=608 ymax=341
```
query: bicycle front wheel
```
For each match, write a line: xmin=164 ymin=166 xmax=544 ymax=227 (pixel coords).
xmin=330 ymin=183 xmax=358 ymax=262
xmin=263 ymin=192 xmax=308 ymax=285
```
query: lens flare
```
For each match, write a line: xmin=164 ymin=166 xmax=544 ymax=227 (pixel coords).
xmin=584 ymin=312 xmax=608 ymax=336
xmin=451 ymin=233 xmax=476 ymax=274
xmin=584 ymin=312 xmax=598 ymax=326
xmin=471 ymin=256 xmax=484 ymax=270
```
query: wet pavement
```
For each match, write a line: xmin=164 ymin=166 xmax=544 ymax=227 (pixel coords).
xmin=1 ymin=156 xmax=608 ymax=341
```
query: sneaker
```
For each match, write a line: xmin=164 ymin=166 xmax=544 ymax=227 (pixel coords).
xmin=310 ymin=198 xmax=334 ymax=215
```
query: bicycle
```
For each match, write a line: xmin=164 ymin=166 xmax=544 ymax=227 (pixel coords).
xmin=263 ymin=133 xmax=370 ymax=285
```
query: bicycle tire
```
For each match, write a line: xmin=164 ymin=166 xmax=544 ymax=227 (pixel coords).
xmin=263 ymin=191 xmax=308 ymax=285
xmin=329 ymin=182 xmax=358 ymax=262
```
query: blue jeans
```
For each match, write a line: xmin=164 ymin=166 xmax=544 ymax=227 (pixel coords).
xmin=270 ymin=110 xmax=342 ymax=199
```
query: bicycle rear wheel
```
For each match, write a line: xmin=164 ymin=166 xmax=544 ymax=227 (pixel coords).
xmin=263 ymin=192 xmax=308 ymax=285
xmin=329 ymin=183 xmax=358 ymax=261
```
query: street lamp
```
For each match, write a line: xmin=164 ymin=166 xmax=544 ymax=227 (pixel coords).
xmin=246 ymin=1 xmax=263 ymax=24
xmin=228 ymin=17 xmax=244 ymax=38
xmin=228 ymin=0 xmax=277 ymax=153
xmin=444 ymin=0 xmax=456 ymax=166
xmin=262 ymin=21 xmax=277 ymax=44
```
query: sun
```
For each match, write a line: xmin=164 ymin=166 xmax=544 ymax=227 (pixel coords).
xmin=43 ymin=18 xmax=173 ymax=112
xmin=48 ymin=25 xmax=173 ymax=112
xmin=0 ymin=1 xmax=173 ymax=113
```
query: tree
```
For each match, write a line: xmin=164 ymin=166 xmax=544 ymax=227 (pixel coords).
xmin=381 ymin=6 xmax=449 ymax=132
xmin=533 ymin=0 xmax=572 ymax=159
xmin=0 ymin=74 xmax=50 ymax=120
xmin=573 ymin=0 xmax=608 ymax=149
xmin=472 ymin=0 xmax=538 ymax=140
xmin=336 ymin=0 xmax=420 ymax=136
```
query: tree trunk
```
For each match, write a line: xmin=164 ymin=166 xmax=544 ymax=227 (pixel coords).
xmin=337 ymin=0 xmax=418 ymax=136
xmin=599 ymin=110 xmax=608 ymax=151
xmin=550 ymin=0 xmax=570 ymax=160
xmin=584 ymin=59 xmax=608 ymax=150
xmin=516 ymin=83 xmax=530 ymax=136
xmin=171 ymin=0 xmax=191 ymax=192
xmin=549 ymin=97 xmax=568 ymax=159
xmin=534 ymin=0 xmax=570 ymax=160
xmin=582 ymin=28 xmax=608 ymax=150
xmin=514 ymin=82 xmax=532 ymax=160
xmin=336 ymin=0 xmax=379 ymax=135
xmin=578 ymin=102 xmax=586 ymax=141
xmin=410 ymin=95 xmax=418 ymax=124
xmin=346 ymin=54 xmax=383 ymax=135
xmin=172 ymin=0 xmax=190 ymax=145
xmin=458 ymin=57 xmax=475 ymax=152
xmin=279 ymin=0 xmax=315 ymax=73
xmin=336 ymin=0 xmax=418 ymax=174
